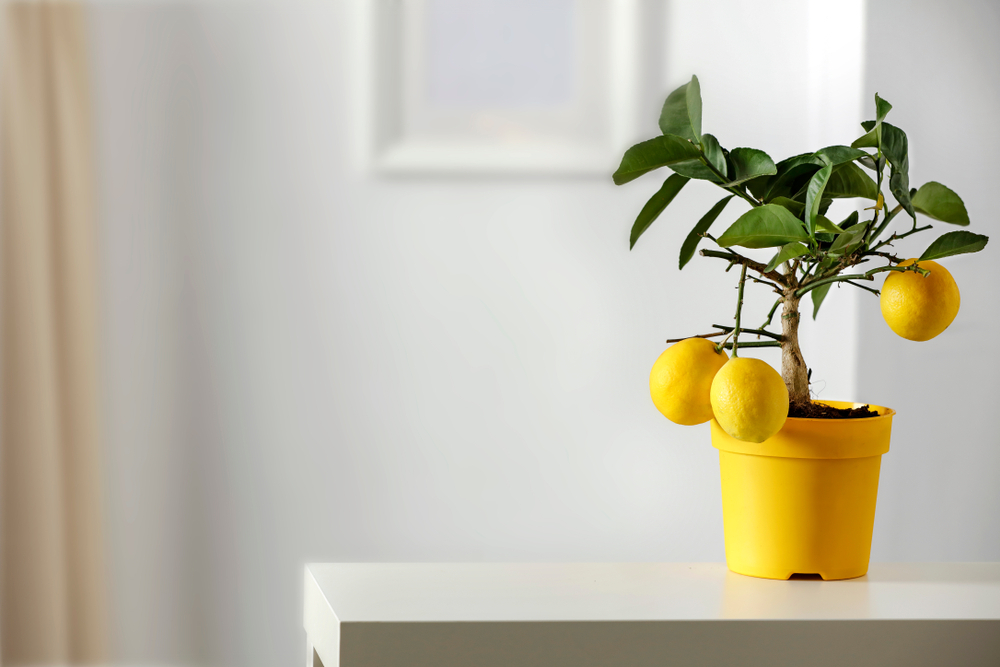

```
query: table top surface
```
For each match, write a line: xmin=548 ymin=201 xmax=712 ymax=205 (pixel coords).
xmin=306 ymin=562 xmax=1000 ymax=622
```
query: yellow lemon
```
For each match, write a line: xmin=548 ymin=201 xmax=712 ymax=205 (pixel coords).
xmin=710 ymin=357 xmax=788 ymax=443
xmin=649 ymin=338 xmax=729 ymax=425
xmin=880 ymin=259 xmax=960 ymax=341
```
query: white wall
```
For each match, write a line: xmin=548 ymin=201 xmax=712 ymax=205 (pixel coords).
xmin=88 ymin=2 xmax=875 ymax=666
xmin=90 ymin=6 xmax=202 ymax=662
xmin=858 ymin=0 xmax=1000 ymax=562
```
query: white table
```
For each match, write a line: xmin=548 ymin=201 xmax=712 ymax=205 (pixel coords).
xmin=304 ymin=563 xmax=1000 ymax=667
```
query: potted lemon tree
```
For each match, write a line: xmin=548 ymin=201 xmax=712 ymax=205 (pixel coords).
xmin=616 ymin=77 xmax=988 ymax=580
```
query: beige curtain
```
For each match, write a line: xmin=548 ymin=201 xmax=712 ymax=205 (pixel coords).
xmin=0 ymin=2 xmax=107 ymax=663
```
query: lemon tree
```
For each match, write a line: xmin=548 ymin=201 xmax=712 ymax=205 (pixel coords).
xmin=616 ymin=78 xmax=989 ymax=416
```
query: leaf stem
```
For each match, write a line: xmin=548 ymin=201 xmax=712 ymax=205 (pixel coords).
xmin=844 ymin=280 xmax=881 ymax=296
xmin=870 ymin=224 xmax=933 ymax=252
xmin=747 ymin=275 xmax=783 ymax=293
xmin=699 ymin=248 xmax=788 ymax=284
xmin=711 ymin=324 xmax=783 ymax=341
xmin=759 ymin=297 xmax=783 ymax=328
xmin=719 ymin=341 xmax=781 ymax=349
xmin=868 ymin=204 xmax=904 ymax=243
xmin=795 ymin=262 xmax=928 ymax=297
xmin=731 ymin=264 xmax=748 ymax=357
xmin=697 ymin=155 xmax=760 ymax=208
xmin=664 ymin=331 xmax=727 ymax=344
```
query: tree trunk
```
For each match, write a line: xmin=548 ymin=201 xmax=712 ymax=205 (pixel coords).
xmin=780 ymin=293 xmax=811 ymax=404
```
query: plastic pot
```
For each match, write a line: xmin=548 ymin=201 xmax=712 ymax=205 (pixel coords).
xmin=711 ymin=401 xmax=895 ymax=580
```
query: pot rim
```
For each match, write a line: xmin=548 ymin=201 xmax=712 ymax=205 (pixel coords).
xmin=785 ymin=400 xmax=896 ymax=423
xmin=711 ymin=400 xmax=895 ymax=459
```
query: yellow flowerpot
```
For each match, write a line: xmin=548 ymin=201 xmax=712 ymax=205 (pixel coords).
xmin=711 ymin=401 xmax=895 ymax=581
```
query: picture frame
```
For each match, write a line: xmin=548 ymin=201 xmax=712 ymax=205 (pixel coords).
xmin=358 ymin=0 xmax=642 ymax=175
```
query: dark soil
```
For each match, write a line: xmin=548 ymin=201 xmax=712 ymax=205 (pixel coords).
xmin=788 ymin=401 xmax=880 ymax=420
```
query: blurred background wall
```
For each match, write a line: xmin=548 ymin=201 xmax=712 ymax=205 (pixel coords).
xmin=858 ymin=0 xmax=1000 ymax=566
xmin=73 ymin=1 xmax=998 ymax=666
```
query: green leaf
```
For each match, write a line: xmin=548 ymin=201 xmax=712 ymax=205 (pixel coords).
xmin=745 ymin=174 xmax=772 ymax=200
xmin=717 ymin=204 xmax=809 ymax=249
xmin=852 ymin=126 xmax=879 ymax=150
xmin=889 ymin=167 xmax=915 ymax=220
xmin=867 ymin=121 xmax=905 ymax=166
xmin=825 ymin=162 xmax=878 ymax=199
xmin=770 ymin=196 xmax=804 ymax=216
xmin=763 ymin=154 xmax=822 ymax=201
xmin=814 ymin=215 xmax=844 ymax=234
xmin=804 ymin=163 xmax=833 ymax=234
xmin=659 ymin=76 xmax=702 ymax=143
xmin=811 ymin=282 xmax=832 ymax=319
xmin=838 ymin=210 xmax=860 ymax=229
xmin=851 ymin=94 xmax=892 ymax=152
xmin=678 ymin=195 xmax=735 ymax=269
xmin=701 ymin=134 xmax=727 ymax=177
xmin=764 ymin=242 xmax=809 ymax=273
xmin=613 ymin=135 xmax=702 ymax=185
xmin=875 ymin=93 xmax=892 ymax=124
xmin=828 ymin=223 xmax=867 ymax=256
xmin=857 ymin=155 xmax=879 ymax=171
xmin=814 ymin=145 xmax=869 ymax=166
xmin=861 ymin=120 xmax=915 ymax=220
xmin=918 ymin=231 xmax=989 ymax=261
xmin=725 ymin=147 xmax=777 ymax=186
xmin=629 ymin=174 xmax=690 ymax=249
xmin=669 ymin=159 xmax=724 ymax=183
xmin=911 ymin=182 xmax=970 ymax=226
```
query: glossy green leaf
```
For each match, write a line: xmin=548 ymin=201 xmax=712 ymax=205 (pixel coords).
xmin=911 ymin=181 xmax=970 ymax=226
xmin=851 ymin=126 xmax=879 ymax=150
xmin=764 ymin=242 xmax=809 ymax=273
xmin=669 ymin=159 xmax=724 ymax=183
xmin=752 ymin=153 xmax=814 ymax=200
xmin=804 ymin=164 xmax=833 ymax=234
xmin=811 ymin=282 xmax=832 ymax=319
xmin=857 ymin=155 xmax=879 ymax=171
xmin=824 ymin=162 xmax=878 ymax=199
xmin=814 ymin=215 xmax=845 ymax=234
xmin=745 ymin=175 xmax=772 ymax=200
xmin=678 ymin=195 xmax=735 ymax=269
xmin=701 ymin=134 xmax=727 ymax=177
xmin=629 ymin=174 xmax=690 ymax=249
xmin=659 ymin=76 xmax=702 ymax=143
xmin=613 ymin=135 xmax=702 ymax=185
xmin=763 ymin=154 xmax=822 ymax=201
xmin=840 ymin=211 xmax=860 ymax=229
xmin=860 ymin=120 xmax=915 ymax=219
xmin=875 ymin=93 xmax=892 ymax=124
xmin=889 ymin=167 xmax=915 ymax=220
xmin=814 ymin=145 xmax=868 ymax=166
xmin=918 ymin=231 xmax=989 ymax=261
xmin=851 ymin=94 xmax=892 ymax=152
xmin=770 ymin=197 xmax=804 ymax=216
xmin=868 ymin=121 xmax=906 ymax=167
xmin=828 ymin=223 xmax=867 ymax=256
xmin=725 ymin=147 xmax=777 ymax=186
xmin=717 ymin=204 xmax=809 ymax=249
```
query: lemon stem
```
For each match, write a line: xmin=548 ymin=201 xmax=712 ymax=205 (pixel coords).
xmin=731 ymin=264 xmax=748 ymax=358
